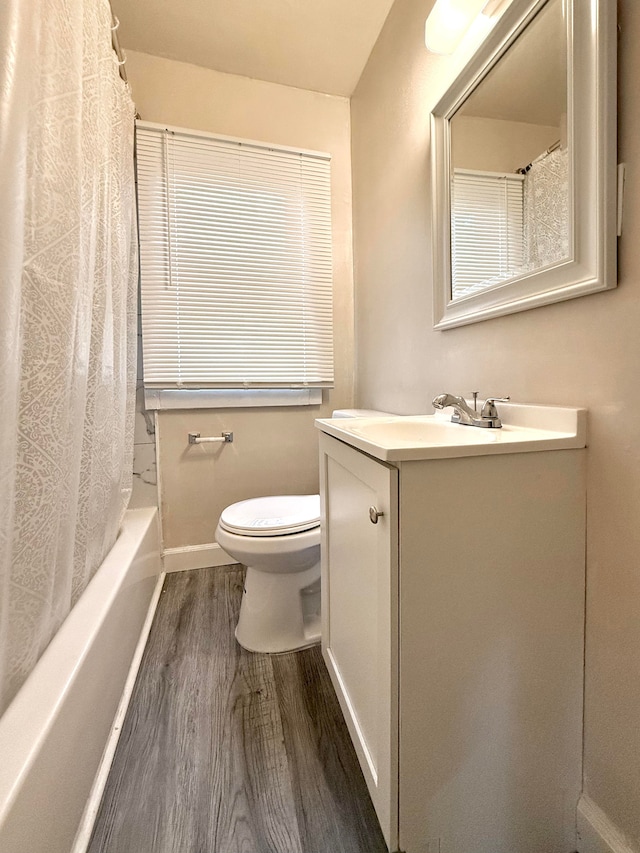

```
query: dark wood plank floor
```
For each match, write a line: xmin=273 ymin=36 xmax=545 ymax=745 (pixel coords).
xmin=88 ymin=565 xmax=388 ymax=853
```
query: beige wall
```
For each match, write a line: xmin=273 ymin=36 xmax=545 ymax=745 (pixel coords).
xmin=452 ymin=115 xmax=559 ymax=172
xmin=352 ymin=0 xmax=640 ymax=846
xmin=126 ymin=51 xmax=354 ymax=548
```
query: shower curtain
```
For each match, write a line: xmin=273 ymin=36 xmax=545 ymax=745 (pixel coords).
xmin=523 ymin=146 xmax=569 ymax=269
xmin=0 ymin=0 xmax=137 ymax=714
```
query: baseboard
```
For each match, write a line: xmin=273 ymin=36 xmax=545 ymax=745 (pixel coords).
xmin=72 ymin=571 xmax=166 ymax=853
xmin=577 ymin=795 xmax=639 ymax=853
xmin=162 ymin=541 xmax=237 ymax=573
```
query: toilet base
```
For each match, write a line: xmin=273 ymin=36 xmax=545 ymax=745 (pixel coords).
xmin=235 ymin=562 xmax=321 ymax=653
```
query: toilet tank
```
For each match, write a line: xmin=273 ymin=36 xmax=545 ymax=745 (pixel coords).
xmin=331 ymin=409 xmax=394 ymax=419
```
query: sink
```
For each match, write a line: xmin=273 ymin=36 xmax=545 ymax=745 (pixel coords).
xmin=351 ymin=417 xmax=493 ymax=446
xmin=316 ymin=404 xmax=587 ymax=462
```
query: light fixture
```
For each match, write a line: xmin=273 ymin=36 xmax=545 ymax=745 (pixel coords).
xmin=425 ymin=0 xmax=498 ymax=55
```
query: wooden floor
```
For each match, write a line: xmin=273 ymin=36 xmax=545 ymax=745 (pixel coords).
xmin=88 ymin=565 xmax=388 ymax=853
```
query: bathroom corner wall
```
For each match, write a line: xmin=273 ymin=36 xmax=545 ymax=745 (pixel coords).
xmin=451 ymin=116 xmax=559 ymax=172
xmin=130 ymin=310 xmax=158 ymax=509
xmin=124 ymin=51 xmax=354 ymax=549
xmin=351 ymin=0 xmax=640 ymax=847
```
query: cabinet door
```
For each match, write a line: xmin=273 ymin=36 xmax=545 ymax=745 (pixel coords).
xmin=319 ymin=433 xmax=398 ymax=851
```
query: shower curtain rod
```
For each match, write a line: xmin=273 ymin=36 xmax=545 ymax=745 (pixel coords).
xmin=517 ymin=139 xmax=561 ymax=174
xmin=110 ymin=6 xmax=128 ymax=83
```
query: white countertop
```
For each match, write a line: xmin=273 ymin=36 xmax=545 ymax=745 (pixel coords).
xmin=316 ymin=403 xmax=587 ymax=462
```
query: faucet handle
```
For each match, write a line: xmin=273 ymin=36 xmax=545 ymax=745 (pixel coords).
xmin=481 ymin=396 xmax=510 ymax=418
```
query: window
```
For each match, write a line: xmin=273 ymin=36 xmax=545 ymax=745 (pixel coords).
xmin=451 ymin=169 xmax=524 ymax=299
xmin=135 ymin=122 xmax=333 ymax=407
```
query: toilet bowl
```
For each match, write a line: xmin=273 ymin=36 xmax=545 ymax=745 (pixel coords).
xmin=216 ymin=409 xmax=393 ymax=654
xmin=215 ymin=494 xmax=321 ymax=653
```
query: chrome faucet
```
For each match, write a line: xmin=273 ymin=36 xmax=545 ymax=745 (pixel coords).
xmin=432 ymin=392 xmax=510 ymax=428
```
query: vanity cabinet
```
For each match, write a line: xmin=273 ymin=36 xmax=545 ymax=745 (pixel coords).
xmin=319 ymin=431 xmax=586 ymax=853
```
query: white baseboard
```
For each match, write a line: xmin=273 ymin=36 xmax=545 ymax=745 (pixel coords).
xmin=577 ymin=795 xmax=639 ymax=853
xmin=162 ymin=541 xmax=237 ymax=573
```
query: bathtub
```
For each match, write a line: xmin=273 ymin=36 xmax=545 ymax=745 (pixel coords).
xmin=0 ymin=507 xmax=163 ymax=853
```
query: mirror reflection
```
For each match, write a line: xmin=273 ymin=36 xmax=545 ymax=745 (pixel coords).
xmin=449 ymin=0 xmax=567 ymax=300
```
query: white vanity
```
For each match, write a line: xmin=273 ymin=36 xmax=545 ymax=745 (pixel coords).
xmin=316 ymin=403 xmax=587 ymax=853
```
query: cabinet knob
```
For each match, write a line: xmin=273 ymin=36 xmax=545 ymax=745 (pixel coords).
xmin=369 ymin=506 xmax=384 ymax=524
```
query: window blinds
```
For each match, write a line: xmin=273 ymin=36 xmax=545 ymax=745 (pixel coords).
xmin=451 ymin=170 xmax=524 ymax=299
xmin=135 ymin=123 xmax=334 ymax=389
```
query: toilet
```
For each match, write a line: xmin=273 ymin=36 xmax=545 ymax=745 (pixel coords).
xmin=215 ymin=408 xmax=392 ymax=653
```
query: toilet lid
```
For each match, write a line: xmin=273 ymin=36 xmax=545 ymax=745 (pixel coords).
xmin=219 ymin=494 xmax=320 ymax=537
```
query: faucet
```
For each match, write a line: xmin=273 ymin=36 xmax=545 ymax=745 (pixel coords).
xmin=432 ymin=392 xmax=510 ymax=428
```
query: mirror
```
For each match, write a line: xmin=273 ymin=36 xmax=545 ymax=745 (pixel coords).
xmin=450 ymin=0 xmax=568 ymax=299
xmin=431 ymin=0 xmax=617 ymax=329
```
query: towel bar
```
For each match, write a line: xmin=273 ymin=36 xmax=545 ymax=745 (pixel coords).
xmin=188 ymin=431 xmax=233 ymax=445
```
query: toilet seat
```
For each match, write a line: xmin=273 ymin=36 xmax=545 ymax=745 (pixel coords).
xmin=219 ymin=494 xmax=320 ymax=537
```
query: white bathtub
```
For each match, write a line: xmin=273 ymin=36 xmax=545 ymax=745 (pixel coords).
xmin=0 ymin=507 xmax=163 ymax=853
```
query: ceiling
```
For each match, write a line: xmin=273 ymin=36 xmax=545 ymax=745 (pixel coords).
xmin=110 ymin=0 xmax=397 ymax=97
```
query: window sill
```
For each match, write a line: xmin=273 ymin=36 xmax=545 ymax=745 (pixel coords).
xmin=144 ymin=388 xmax=323 ymax=410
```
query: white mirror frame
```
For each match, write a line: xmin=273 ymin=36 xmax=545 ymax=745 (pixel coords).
xmin=431 ymin=0 xmax=617 ymax=330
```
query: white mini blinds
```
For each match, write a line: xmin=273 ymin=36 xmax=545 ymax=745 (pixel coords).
xmin=451 ymin=169 xmax=524 ymax=299
xmin=135 ymin=122 xmax=334 ymax=389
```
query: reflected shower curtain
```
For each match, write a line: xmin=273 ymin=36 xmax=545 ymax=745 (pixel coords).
xmin=0 ymin=0 xmax=137 ymax=713
xmin=523 ymin=146 xmax=569 ymax=269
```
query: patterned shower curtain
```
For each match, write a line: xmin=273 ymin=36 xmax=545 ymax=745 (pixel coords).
xmin=523 ymin=146 xmax=569 ymax=270
xmin=0 ymin=0 xmax=137 ymax=714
